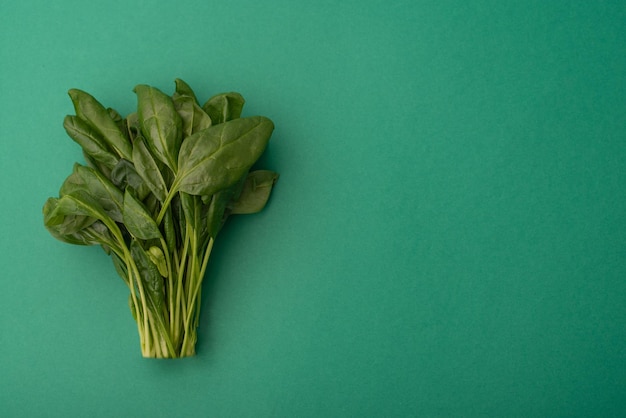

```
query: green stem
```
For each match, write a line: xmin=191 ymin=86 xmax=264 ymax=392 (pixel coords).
xmin=180 ymin=228 xmax=198 ymax=353
xmin=173 ymin=225 xmax=191 ymax=348
xmin=156 ymin=180 xmax=180 ymax=225
xmin=180 ymin=237 xmax=214 ymax=355
xmin=127 ymin=252 xmax=152 ymax=356
xmin=160 ymin=237 xmax=175 ymax=337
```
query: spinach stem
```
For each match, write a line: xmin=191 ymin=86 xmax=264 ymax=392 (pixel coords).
xmin=160 ymin=237 xmax=175 ymax=337
xmin=156 ymin=180 xmax=180 ymax=225
xmin=180 ymin=236 xmax=214 ymax=355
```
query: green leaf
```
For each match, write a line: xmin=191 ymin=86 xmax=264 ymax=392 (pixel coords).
xmin=43 ymin=197 xmax=97 ymax=240
xmin=125 ymin=112 xmax=141 ymax=141
xmin=143 ymin=193 xmax=160 ymax=219
xmin=173 ymin=94 xmax=212 ymax=137
xmin=202 ymin=92 xmax=245 ymax=124
xmin=82 ymin=150 xmax=113 ymax=180
xmin=229 ymin=170 xmax=279 ymax=214
xmin=162 ymin=206 xmax=177 ymax=250
xmin=205 ymin=176 xmax=246 ymax=238
xmin=180 ymin=192 xmax=206 ymax=237
xmin=123 ymin=189 xmax=162 ymax=240
xmin=131 ymin=136 xmax=168 ymax=202
xmin=148 ymin=246 xmax=168 ymax=277
xmin=43 ymin=191 xmax=121 ymax=249
xmin=130 ymin=240 xmax=165 ymax=312
xmin=134 ymin=84 xmax=182 ymax=172
xmin=175 ymin=116 xmax=274 ymax=196
xmin=107 ymin=107 xmax=128 ymax=139
xmin=68 ymin=89 xmax=133 ymax=160
xmin=50 ymin=191 xmax=114 ymax=224
xmin=205 ymin=191 xmax=229 ymax=239
xmin=84 ymin=221 xmax=120 ymax=251
xmin=45 ymin=217 xmax=114 ymax=248
xmin=174 ymin=78 xmax=198 ymax=102
xmin=60 ymin=163 xmax=125 ymax=223
xmin=110 ymin=159 xmax=151 ymax=201
xmin=172 ymin=79 xmax=212 ymax=137
xmin=171 ymin=194 xmax=187 ymax=247
xmin=64 ymin=115 xmax=119 ymax=170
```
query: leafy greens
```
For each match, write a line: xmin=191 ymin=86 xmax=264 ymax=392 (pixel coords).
xmin=43 ymin=79 xmax=279 ymax=358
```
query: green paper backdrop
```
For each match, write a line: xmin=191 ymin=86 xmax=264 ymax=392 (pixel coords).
xmin=1 ymin=1 xmax=625 ymax=416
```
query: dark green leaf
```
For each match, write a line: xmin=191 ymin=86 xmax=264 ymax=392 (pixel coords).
xmin=147 ymin=246 xmax=168 ymax=277
xmin=45 ymin=216 xmax=114 ymax=248
xmin=125 ymin=112 xmax=140 ymax=141
xmin=173 ymin=94 xmax=212 ymax=137
xmin=143 ymin=193 xmax=160 ymax=218
xmin=132 ymin=136 xmax=168 ymax=202
xmin=107 ymin=107 xmax=128 ymax=140
xmin=205 ymin=176 xmax=246 ymax=238
xmin=82 ymin=150 xmax=113 ymax=180
xmin=78 ymin=221 xmax=120 ymax=250
xmin=43 ymin=197 xmax=97 ymax=240
xmin=205 ymin=191 xmax=229 ymax=239
xmin=43 ymin=191 xmax=121 ymax=249
xmin=130 ymin=240 xmax=165 ymax=312
xmin=49 ymin=191 xmax=114 ymax=224
xmin=202 ymin=92 xmax=245 ymax=124
xmin=60 ymin=163 xmax=124 ymax=223
xmin=134 ymin=84 xmax=182 ymax=172
xmin=106 ymin=107 xmax=131 ymax=149
xmin=176 ymin=116 xmax=274 ymax=196
xmin=110 ymin=159 xmax=151 ymax=200
xmin=180 ymin=192 xmax=206 ymax=236
xmin=123 ymin=189 xmax=162 ymax=240
xmin=174 ymin=78 xmax=198 ymax=102
xmin=229 ymin=170 xmax=279 ymax=214
xmin=162 ymin=206 xmax=177 ymax=250
xmin=171 ymin=194 xmax=186 ymax=246
xmin=68 ymin=89 xmax=133 ymax=160
xmin=64 ymin=115 xmax=119 ymax=170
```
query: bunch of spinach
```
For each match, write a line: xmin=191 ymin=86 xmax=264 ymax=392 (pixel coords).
xmin=43 ymin=79 xmax=278 ymax=358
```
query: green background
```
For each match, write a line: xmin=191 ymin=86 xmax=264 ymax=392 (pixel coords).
xmin=1 ymin=1 xmax=625 ymax=416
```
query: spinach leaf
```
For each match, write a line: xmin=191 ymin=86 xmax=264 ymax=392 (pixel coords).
xmin=68 ymin=89 xmax=133 ymax=160
xmin=175 ymin=116 xmax=274 ymax=196
xmin=172 ymin=79 xmax=212 ymax=137
xmin=229 ymin=170 xmax=280 ymax=214
xmin=130 ymin=240 xmax=165 ymax=312
xmin=110 ymin=159 xmax=152 ymax=201
xmin=173 ymin=94 xmax=212 ymax=137
xmin=123 ymin=189 xmax=162 ymax=240
xmin=107 ymin=107 xmax=129 ymax=141
xmin=43 ymin=197 xmax=97 ymax=238
xmin=49 ymin=190 xmax=115 ymax=228
xmin=148 ymin=246 xmax=168 ymax=278
xmin=134 ymin=85 xmax=182 ymax=173
xmin=125 ymin=112 xmax=141 ymax=141
xmin=173 ymin=78 xmax=199 ymax=102
xmin=60 ymin=163 xmax=124 ymax=223
xmin=162 ymin=204 xmax=178 ymax=251
xmin=205 ymin=177 xmax=246 ymax=238
xmin=202 ymin=92 xmax=245 ymax=124
xmin=64 ymin=115 xmax=119 ymax=170
xmin=131 ymin=136 xmax=168 ymax=202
